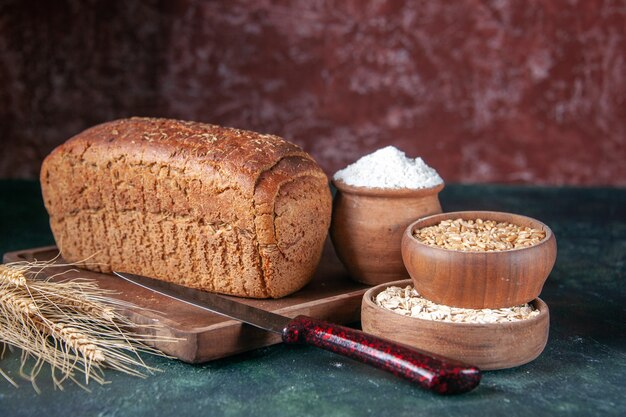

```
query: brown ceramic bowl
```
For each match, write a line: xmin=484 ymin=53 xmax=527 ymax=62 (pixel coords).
xmin=401 ymin=211 xmax=557 ymax=309
xmin=361 ymin=279 xmax=550 ymax=370
xmin=330 ymin=180 xmax=443 ymax=286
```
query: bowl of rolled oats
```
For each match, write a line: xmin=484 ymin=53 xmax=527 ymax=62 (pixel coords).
xmin=361 ymin=279 xmax=550 ymax=370
xmin=401 ymin=211 xmax=557 ymax=309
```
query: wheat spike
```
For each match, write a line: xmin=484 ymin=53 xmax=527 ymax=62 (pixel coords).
xmin=0 ymin=261 xmax=176 ymax=391
xmin=35 ymin=321 xmax=106 ymax=363
xmin=56 ymin=298 xmax=115 ymax=322
xmin=0 ymin=264 xmax=27 ymax=287
xmin=0 ymin=287 xmax=39 ymax=316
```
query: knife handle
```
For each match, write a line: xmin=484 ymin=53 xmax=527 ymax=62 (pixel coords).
xmin=281 ymin=315 xmax=480 ymax=395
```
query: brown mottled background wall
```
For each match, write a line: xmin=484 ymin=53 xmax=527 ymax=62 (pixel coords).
xmin=1 ymin=0 xmax=625 ymax=184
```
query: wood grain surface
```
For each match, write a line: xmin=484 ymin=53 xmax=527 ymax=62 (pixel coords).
xmin=330 ymin=180 xmax=443 ymax=286
xmin=361 ymin=279 xmax=550 ymax=370
xmin=3 ymin=242 xmax=369 ymax=363
xmin=401 ymin=211 xmax=557 ymax=309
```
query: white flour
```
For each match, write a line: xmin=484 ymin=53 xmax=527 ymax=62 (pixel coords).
xmin=333 ymin=146 xmax=443 ymax=189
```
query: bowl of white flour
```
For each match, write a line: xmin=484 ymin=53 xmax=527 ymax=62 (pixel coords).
xmin=330 ymin=146 xmax=445 ymax=285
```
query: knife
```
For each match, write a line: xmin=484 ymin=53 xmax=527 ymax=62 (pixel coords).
xmin=113 ymin=271 xmax=481 ymax=395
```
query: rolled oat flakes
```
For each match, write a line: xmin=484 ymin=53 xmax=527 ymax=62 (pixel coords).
xmin=374 ymin=286 xmax=540 ymax=324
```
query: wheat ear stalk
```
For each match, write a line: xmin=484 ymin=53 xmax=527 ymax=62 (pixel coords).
xmin=35 ymin=321 xmax=106 ymax=363
xmin=0 ymin=261 xmax=177 ymax=391
xmin=0 ymin=264 xmax=27 ymax=287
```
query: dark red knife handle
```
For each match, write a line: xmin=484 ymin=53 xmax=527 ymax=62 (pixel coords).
xmin=281 ymin=315 xmax=481 ymax=395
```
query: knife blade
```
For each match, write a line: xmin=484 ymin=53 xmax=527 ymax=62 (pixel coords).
xmin=113 ymin=271 xmax=481 ymax=395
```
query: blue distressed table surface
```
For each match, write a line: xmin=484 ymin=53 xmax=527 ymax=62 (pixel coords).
xmin=0 ymin=180 xmax=624 ymax=416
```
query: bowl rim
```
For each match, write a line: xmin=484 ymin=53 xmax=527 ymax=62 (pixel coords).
xmin=403 ymin=210 xmax=555 ymax=255
xmin=363 ymin=279 xmax=549 ymax=328
xmin=332 ymin=179 xmax=445 ymax=197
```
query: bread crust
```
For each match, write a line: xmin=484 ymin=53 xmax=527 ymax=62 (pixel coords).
xmin=40 ymin=117 xmax=332 ymax=298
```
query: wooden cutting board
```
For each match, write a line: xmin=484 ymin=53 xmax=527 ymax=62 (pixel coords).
xmin=3 ymin=242 xmax=370 ymax=363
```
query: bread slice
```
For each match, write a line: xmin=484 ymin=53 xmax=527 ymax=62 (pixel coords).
xmin=40 ymin=117 xmax=332 ymax=298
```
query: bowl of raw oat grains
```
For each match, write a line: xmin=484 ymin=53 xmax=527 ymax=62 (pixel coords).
xmin=401 ymin=211 xmax=557 ymax=309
